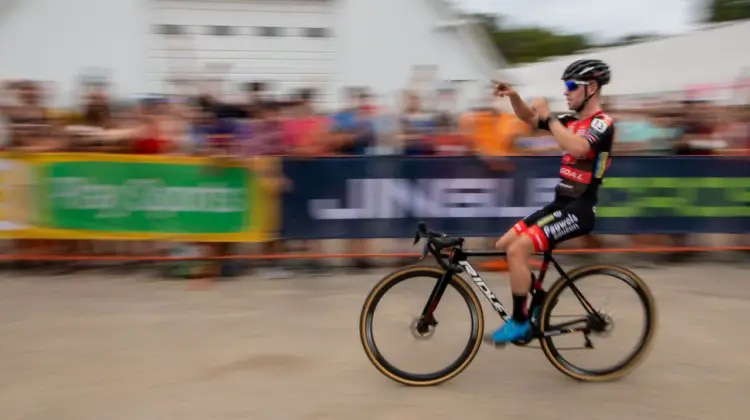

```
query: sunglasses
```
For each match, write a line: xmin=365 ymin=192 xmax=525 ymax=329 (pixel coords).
xmin=565 ymin=80 xmax=591 ymax=92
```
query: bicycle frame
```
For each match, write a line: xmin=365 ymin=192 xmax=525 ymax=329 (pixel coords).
xmin=419 ymin=246 xmax=601 ymax=339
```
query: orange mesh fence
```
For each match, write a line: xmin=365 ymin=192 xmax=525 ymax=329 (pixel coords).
xmin=1 ymin=246 xmax=749 ymax=262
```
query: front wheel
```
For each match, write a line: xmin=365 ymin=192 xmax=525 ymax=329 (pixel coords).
xmin=359 ymin=266 xmax=484 ymax=386
xmin=539 ymin=264 xmax=658 ymax=382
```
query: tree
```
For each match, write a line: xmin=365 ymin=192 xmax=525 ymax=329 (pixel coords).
xmin=492 ymin=28 xmax=591 ymax=64
xmin=468 ymin=13 xmax=593 ymax=64
xmin=706 ymin=0 xmax=750 ymax=22
xmin=468 ymin=12 xmax=669 ymax=65
xmin=598 ymin=33 xmax=660 ymax=48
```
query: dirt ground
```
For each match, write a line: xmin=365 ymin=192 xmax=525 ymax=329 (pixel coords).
xmin=1 ymin=262 xmax=749 ymax=420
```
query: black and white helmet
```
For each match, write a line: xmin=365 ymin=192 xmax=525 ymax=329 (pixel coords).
xmin=562 ymin=59 xmax=611 ymax=86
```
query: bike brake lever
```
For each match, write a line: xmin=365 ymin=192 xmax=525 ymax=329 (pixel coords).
xmin=414 ymin=221 xmax=429 ymax=245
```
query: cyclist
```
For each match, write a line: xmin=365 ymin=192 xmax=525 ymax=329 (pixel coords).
xmin=488 ymin=59 xmax=615 ymax=344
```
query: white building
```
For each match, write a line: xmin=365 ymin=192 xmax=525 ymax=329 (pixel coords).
xmin=0 ymin=0 xmax=504 ymax=110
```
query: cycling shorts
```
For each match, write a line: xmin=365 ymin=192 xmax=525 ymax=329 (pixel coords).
xmin=512 ymin=197 xmax=596 ymax=252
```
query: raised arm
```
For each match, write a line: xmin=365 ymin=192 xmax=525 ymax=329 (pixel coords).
xmin=492 ymin=81 xmax=537 ymax=125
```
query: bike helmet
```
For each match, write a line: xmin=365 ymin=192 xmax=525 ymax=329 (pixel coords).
xmin=562 ymin=59 xmax=611 ymax=86
xmin=562 ymin=59 xmax=610 ymax=112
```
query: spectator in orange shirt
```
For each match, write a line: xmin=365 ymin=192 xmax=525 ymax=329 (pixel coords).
xmin=460 ymin=86 xmax=531 ymax=158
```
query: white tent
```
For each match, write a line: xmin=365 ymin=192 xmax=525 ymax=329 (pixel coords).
xmin=498 ymin=20 xmax=750 ymax=110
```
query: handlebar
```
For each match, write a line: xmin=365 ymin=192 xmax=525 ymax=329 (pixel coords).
xmin=413 ymin=222 xmax=465 ymax=272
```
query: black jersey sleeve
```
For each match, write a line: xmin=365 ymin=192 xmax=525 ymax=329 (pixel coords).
xmin=583 ymin=115 xmax=615 ymax=150
xmin=537 ymin=114 xmax=576 ymax=131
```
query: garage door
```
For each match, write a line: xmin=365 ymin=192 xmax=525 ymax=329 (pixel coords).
xmin=148 ymin=0 xmax=336 ymax=104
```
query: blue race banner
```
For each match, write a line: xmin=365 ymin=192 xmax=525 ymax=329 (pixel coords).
xmin=281 ymin=156 xmax=750 ymax=239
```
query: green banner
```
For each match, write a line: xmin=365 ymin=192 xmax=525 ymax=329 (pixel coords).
xmin=598 ymin=177 xmax=750 ymax=218
xmin=40 ymin=161 xmax=252 ymax=234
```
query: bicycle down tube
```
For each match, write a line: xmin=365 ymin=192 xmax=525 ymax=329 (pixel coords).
xmin=457 ymin=260 xmax=510 ymax=320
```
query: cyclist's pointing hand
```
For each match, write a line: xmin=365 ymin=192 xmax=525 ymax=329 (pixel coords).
xmin=492 ymin=81 xmax=516 ymax=98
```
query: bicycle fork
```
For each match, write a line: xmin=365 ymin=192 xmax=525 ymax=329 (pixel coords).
xmin=416 ymin=270 xmax=453 ymax=333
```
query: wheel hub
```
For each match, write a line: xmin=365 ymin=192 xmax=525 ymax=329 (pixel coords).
xmin=410 ymin=317 xmax=436 ymax=339
xmin=590 ymin=311 xmax=615 ymax=337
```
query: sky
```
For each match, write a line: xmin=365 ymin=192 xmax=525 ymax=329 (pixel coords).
xmin=457 ymin=0 xmax=703 ymax=43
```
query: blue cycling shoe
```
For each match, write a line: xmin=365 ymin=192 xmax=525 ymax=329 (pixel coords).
xmin=484 ymin=319 xmax=532 ymax=345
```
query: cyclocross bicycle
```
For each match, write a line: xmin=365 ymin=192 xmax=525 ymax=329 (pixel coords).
xmin=359 ymin=222 xmax=657 ymax=386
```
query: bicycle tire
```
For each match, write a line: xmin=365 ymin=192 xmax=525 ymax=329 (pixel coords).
xmin=539 ymin=264 xmax=658 ymax=382
xmin=359 ymin=266 xmax=484 ymax=386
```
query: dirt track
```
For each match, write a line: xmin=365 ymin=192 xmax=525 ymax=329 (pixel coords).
xmin=1 ymin=263 xmax=749 ymax=420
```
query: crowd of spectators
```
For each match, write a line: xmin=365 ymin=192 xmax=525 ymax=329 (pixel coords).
xmin=0 ymin=78 xmax=748 ymax=277
xmin=611 ymin=99 xmax=750 ymax=156
xmin=2 ymin=79 xmax=748 ymax=159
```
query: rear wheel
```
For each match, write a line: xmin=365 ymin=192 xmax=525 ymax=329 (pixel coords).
xmin=539 ymin=264 xmax=658 ymax=381
xmin=359 ymin=266 xmax=484 ymax=386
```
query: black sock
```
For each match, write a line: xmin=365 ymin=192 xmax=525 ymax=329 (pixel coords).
xmin=512 ymin=294 xmax=528 ymax=323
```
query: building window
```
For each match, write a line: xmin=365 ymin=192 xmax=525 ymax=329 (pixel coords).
xmin=207 ymin=25 xmax=234 ymax=36
xmin=155 ymin=24 xmax=185 ymax=36
xmin=257 ymin=26 xmax=283 ymax=37
xmin=303 ymin=27 xmax=330 ymax=38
